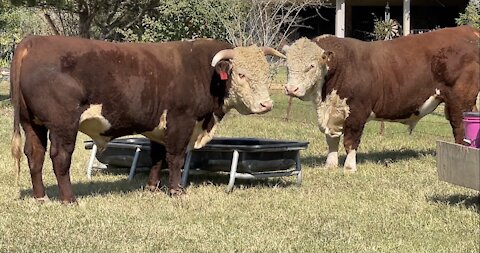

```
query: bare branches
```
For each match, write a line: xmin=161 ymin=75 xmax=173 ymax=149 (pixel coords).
xmin=42 ymin=11 xmax=60 ymax=35
xmin=39 ymin=5 xmax=79 ymax=36
xmin=205 ymin=0 xmax=326 ymax=49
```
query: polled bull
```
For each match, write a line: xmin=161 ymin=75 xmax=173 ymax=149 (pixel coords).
xmin=284 ymin=26 xmax=480 ymax=172
xmin=10 ymin=36 xmax=285 ymax=202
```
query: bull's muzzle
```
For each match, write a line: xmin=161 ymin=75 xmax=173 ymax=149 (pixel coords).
xmin=255 ymin=100 xmax=273 ymax=114
xmin=284 ymin=85 xmax=300 ymax=97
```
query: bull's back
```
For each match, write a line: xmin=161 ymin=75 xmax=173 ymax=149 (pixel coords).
xmin=18 ymin=36 xmax=229 ymax=106
xmin=15 ymin=36 xmax=231 ymax=137
xmin=316 ymin=26 xmax=479 ymax=119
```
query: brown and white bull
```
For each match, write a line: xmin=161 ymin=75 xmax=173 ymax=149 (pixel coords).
xmin=284 ymin=26 xmax=480 ymax=172
xmin=10 ymin=36 xmax=285 ymax=202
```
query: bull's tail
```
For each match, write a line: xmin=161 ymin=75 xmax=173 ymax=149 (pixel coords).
xmin=10 ymin=43 xmax=28 ymax=185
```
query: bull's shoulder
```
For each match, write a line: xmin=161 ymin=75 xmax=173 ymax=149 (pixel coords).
xmin=314 ymin=36 xmax=366 ymax=59
xmin=191 ymin=39 xmax=232 ymax=50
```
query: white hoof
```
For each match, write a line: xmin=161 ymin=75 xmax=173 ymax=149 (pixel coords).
xmin=325 ymin=152 xmax=338 ymax=168
xmin=343 ymin=149 xmax=357 ymax=173
xmin=35 ymin=195 xmax=50 ymax=202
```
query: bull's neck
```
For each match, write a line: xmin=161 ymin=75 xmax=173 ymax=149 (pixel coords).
xmin=312 ymin=67 xmax=334 ymax=107
xmin=312 ymin=75 xmax=327 ymax=108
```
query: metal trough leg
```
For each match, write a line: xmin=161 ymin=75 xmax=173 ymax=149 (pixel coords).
xmin=226 ymin=150 xmax=239 ymax=193
xmin=87 ymin=144 xmax=97 ymax=180
xmin=181 ymin=151 xmax=192 ymax=187
xmin=295 ymin=151 xmax=302 ymax=186
xmin=128 ymin=147 xmax=141 ymax=181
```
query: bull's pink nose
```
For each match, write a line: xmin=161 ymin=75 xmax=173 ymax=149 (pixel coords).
xmin=285 ymin=86 xmax=299 ymax=96
xmin=260 ymin=100 xmax=273 ymax=111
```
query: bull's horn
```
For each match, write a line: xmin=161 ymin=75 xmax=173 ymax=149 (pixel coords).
xmin=261 ymin=47 xmax=286 ymax=59
xmin=211 ymin=49 xmax=235 ymax=67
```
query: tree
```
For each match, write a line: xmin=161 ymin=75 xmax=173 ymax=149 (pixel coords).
xmin=10 ymin=0 xmax=160 ymax=39
xmin=456 ymin=0 xmax=480 ymax=29
xmin=0 ymin=2 xmax=48 ymax=64
xmin=207 ymin=0 xmax=325 ymax=48
xmin=117 ymin=0 xmax=240 ymax=43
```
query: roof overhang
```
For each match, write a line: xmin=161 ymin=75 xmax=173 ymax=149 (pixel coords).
xmin=323 ymin=0 xmax=466 ymax=6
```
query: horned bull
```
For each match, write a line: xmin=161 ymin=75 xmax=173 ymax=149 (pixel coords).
xmin=10 ymin=35 xmax=285 ymax=202
xmin=284 ymin=26 xmax=480 ymax=173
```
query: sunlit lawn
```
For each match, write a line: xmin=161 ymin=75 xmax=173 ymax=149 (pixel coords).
xmin=0 ymin=79 xmax=478 ymax=252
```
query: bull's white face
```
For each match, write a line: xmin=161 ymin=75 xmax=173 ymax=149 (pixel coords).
xmin=225 ymin=45 xmax=273 ymax=114
xmin=285 ymin=38 xmax=330 ymax=101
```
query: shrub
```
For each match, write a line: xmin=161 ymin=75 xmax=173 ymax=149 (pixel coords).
xmin=117 ymin=0 xmax=240 ymax=43
xmin=371 ymin=14 xmax=401 ymax=41
xmin=456 ymin=0 xmax=480 ymax=29
xmin=0 ymin=5 xmax=49 ymax=67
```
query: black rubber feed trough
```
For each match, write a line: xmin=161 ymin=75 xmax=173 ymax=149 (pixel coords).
xmin=85 ymin=137 xmax=309 ymax=192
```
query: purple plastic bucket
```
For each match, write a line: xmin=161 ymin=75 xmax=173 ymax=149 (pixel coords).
xmin=463 ymin=112 xmax=480 ymax=148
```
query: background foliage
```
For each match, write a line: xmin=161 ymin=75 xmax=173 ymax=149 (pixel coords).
xmin=371 ymin=15 xmax=401 ymax=41
xmin=455 ymin=0 xmax=480 ymax=29
xmin=117 ymin=0 xmax=242 ymax=43
xmin=0 ymin=1 xmax=49 ymax=66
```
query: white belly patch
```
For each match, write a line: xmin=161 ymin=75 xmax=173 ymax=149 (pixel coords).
xmin=142 ymin=110 xmax=168 ymax=144
xmin=188 ymin=115 xmax=219 ymax=150
xmin=79 ymin=104 xmax=112 ymax=150
xmin=369 ymin=89 xmax=442 ymax=132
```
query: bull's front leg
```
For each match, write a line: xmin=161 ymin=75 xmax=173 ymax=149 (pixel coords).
xmin=342 ymin=117 xmax=367 ymax=173
xmin=164 ymin=115 xmax=196 ymax=196
xmin=166 ymin=152 xmax=187 ymax=196
xmin=325 ymin=135 xmax=340 ymax=168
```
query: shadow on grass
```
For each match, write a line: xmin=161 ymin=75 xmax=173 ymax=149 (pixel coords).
xmin=19 ymin=176 xmax=147 ymax=201
xmin=184 ymin=172 xmax=296 ymax=191
xmin=19 ymin=169 xmax=296 ymax=200
xmin=19 ymin=148 xmax=435 ymax=199
xmin=428 ymin=194 xmax=480 ymax=213
xmin=301 ymin=148 xmax=435 ymax=168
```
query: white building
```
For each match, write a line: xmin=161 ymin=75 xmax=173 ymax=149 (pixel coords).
xmin=297 ymin=0 xmax=469 ymax=40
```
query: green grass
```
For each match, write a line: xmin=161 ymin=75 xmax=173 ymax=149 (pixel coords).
xmin=0 ymin=88 xmax=478 ymax=253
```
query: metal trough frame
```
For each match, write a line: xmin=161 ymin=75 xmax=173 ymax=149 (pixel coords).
xmin=86 ymin=142 xmax=149 ymax=181
xmin=181 ymin=148 xmax=303 ymax=193
xmin=85 ymin=137 xmax=308 ymax=192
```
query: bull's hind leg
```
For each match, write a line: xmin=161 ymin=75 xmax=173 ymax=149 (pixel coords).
xmin=22 ymin=121 xmax=48 ymax=200
xmin=445 ymin=100 xmax=467 ymax=144
xmin=325 ymin=135 xmax=340 ymax=168
xmin=146 ymin=141 xmax=166 ymax=191
xmin=445 ymin=72 xmax=480 ymax=144
xmin=49 ymin=127 xmax=78 ymax=203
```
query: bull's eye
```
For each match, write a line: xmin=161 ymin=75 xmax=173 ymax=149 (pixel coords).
xmin=304 ymin=64 xmax=315 ymax=72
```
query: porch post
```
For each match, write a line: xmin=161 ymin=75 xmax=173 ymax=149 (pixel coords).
xmin=403 ymin=0 xmax=410 ymax=35
xmin=335 ymin=0 xmax=345 ymax=38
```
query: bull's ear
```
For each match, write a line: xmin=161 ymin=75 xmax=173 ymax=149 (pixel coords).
xmin=322 ymin=51 xmax=334 ymax=61
xmin=214 ymin=60 xmax=232 ymax=81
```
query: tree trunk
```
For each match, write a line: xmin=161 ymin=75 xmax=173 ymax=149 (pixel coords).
xmin=78 ymin=11 xmax=92 ymax=38
xmin=43 ymin=12 xmax=60 ymax=35
xmin=78 ymin=0 xmax=95 ymax=38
